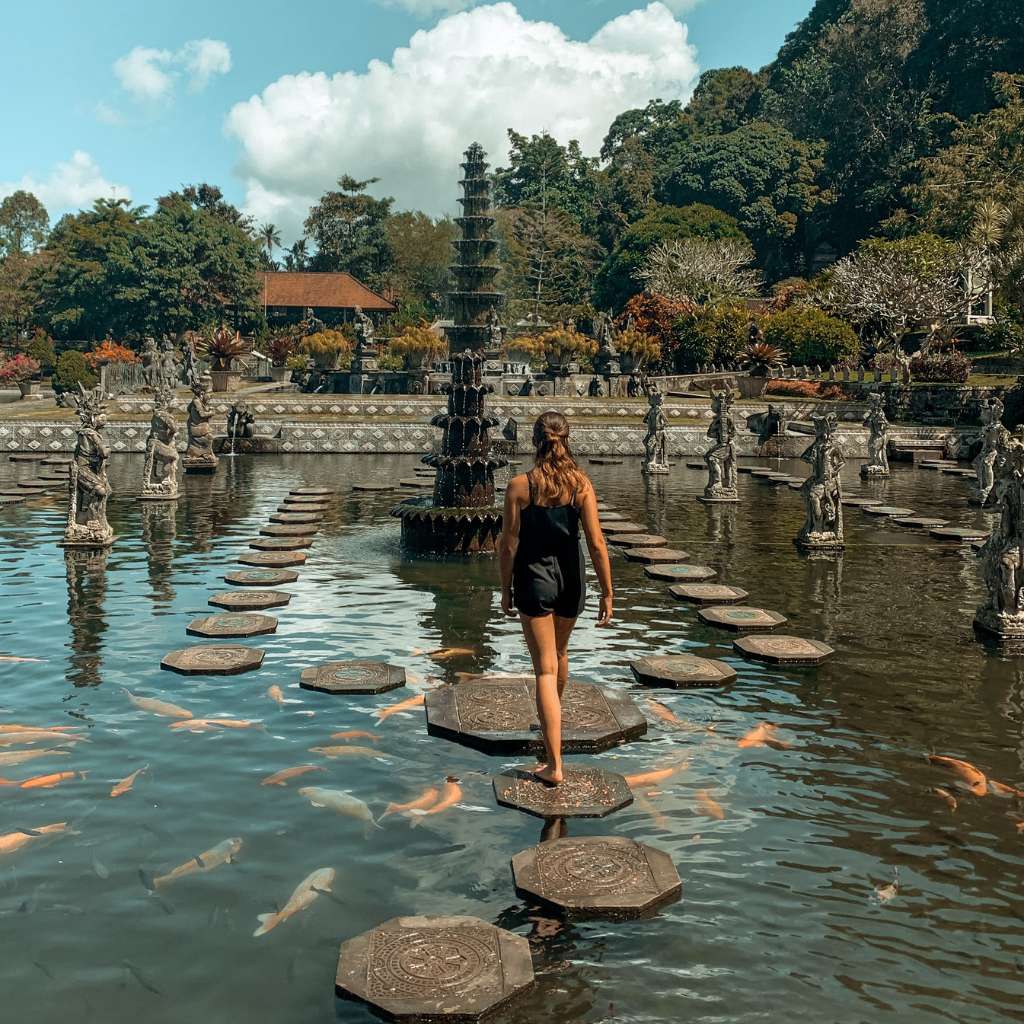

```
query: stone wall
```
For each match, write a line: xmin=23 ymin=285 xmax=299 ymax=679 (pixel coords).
xmin=882 ymin=385 xmax=999 ymax=426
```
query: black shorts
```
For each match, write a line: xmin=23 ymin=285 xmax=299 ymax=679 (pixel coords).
xmin=513 ymin=556 xmax=586 ymax=619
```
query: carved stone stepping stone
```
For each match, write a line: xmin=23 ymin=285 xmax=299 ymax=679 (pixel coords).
xmin=290 ymin=487 xmax=332 ymax=496
xmin=238 ymin=550 xmax=307 ymax=568
xmin=260 ymin=523 xmax=318 ymax=537
xmin=750 ymin=469 xmax=775 ymax=478
xmin=892 ymin=516 xmax=949 ymax=529
xmin=299 ymin=659 xmax=406 ymax=695
xmin=920 ymin=460 xmax=957 ymax=469
xmin=335 ymin=915 xmax=534 ymax=1022
xmin=599 ymin=512 xmax=626 ymax=522
xmin=224 ymin=568 xmax=299 ymax=587
xmin=269 ymin=512 xmax=322 ymax=525
xmin=930 ymin=526 xmax=989 ymax=543
xmin=685 ymin=460 xmax=705 ymax=469
xmin=787 ymin=479 xmax=804 ymax=490
xmin=161 ymin=644 xmax=265 ymax=676
xmin=279 ymin=503 xmax=329 ymax=514
xmin=759 ymin=473 xmax=791 ymax=483
xmin=8 ymin=453 xmax=46 ymax=462
xmin=39 ymin=474 xmax=69 ymax=483
xmin=399 ymin=478 xmax=432 ymax=488
xmin=623 ymin=546 xmax=689 ymax=564
xmin=669 ymin=583 xmax=748 ymax=606
xmin=186 ymin=613 xmax=278 ymax=638
xmin=209 ymin=589 xmax=291 ymax=611
xmin=493 ymin=765 xmax=632 ymax=819
xmin=734 ymin=634 xmax=833 ymax=665
xmin=512 ymin=836 xmax=682 ymax=920
xmin=0 ymin=495 xmax=25 ymax=505
xmin=352 ymin=483 xmax=394 ymax=491
xmin=41 ymin=457 xmax=72 ymax=466
xmin=609 ymin=533 xmax=666 ymax=548
xmin=283 ymin=494 xmax=331 ymax=505
xmin=841 ymin=497 xmax=883 ymax=508
xmin=16 ymin=480 xmax=49 ymax=490
xmin=426 ymin=675 xmax=646 ymax=755
xmin=601 ymin=520 xmax=645 ymax=535
xmin=644 ymin=563 xmax=715 ymax=582
xmin=736 ymin=465 xmax=757 ymax=474
xmin=862 ymin=505 xmax=916 ymax=517
xmin=941 ymin=467 xmax=975 ymax=476
xmin=698 ymin=606 xmax=787 ymax=632
xmin=249 ymin=536 xmax=314 ymax=550
xmin=589 ymin=457 xmax=623 ymax=465
xmin=630 ymin=653 xmax=737 ymax=688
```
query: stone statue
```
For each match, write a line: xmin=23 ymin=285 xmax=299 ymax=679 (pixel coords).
xmin=227 ymin=401 xmax=255 ymax=443
xmin=63 ymin=383 xmax=114 ymax=547
xmin=974 ymin=397 xmax=1007 ymax=505
xmin=746 ymin=404 xmax=787 ymax=451
xmin=588 ymin=375 xmax=603 ymax=398
xmin=183 ymin=373 xmax=218 ymax=474
xmin=158 ymin=336 xmax=180 ymax=390
xmin=354 ymin=306 xmax=376 ymax=354
xmin=974 ymin=429 xmax=1024 ymax=641
xmin=700 ymin=388 xmax=738 ymax=501
xmin=182 ymin=332 xmax=201 ymax=388
xmin=485 ymin=308 xmax=504 ymax=354
xmin=860 ymin=392 xmax=891 ymax=478
xmin=796 ymin=414 xmax=845 ymax=550
xmin=593 ymin=310 xmax=621 ymax=378
xmin=140 ymin=385 xmax=180 ymax=501
xmin=140 ymin=336 xmax=161 ymax=390
xmin=299 ymin=307 xmax=326 ymax=338
xmin=642 ymin=384 xmax=670 ymax=475
xmin=627 ymin=374 xmax=642 ymax=398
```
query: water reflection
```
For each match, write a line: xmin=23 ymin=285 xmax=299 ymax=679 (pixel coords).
xmin=63 ymin=546 xmax=109 ymax=687
xmin=139 ymin=501 xmax=176 ymax=606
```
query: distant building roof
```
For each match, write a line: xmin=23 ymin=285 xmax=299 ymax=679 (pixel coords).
xmin=261 ymin=272 xmax=395 ymax=312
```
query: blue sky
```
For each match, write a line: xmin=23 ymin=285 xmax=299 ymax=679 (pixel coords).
xmin=1 ymin=0 xmax=813 ymax=239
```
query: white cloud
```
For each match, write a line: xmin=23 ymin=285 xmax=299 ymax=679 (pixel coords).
xmin=94 ymin=101 xmax=125 ymax=125
xmin=0 ymin=151 xmax=131 ymax=214
xmin=113 ymin=38 xmax=232 ymax=102
xmin=377 ymin=0 xmax=475 ymax=14
xmin=226 ymin=2 xmax=699 ymax=238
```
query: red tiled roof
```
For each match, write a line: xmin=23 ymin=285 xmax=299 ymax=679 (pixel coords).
xmin=261 ymin=272 xmax=394 ymax=312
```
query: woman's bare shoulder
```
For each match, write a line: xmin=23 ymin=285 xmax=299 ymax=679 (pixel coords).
xmin=507 ymin=473 xmax=531 ymax=496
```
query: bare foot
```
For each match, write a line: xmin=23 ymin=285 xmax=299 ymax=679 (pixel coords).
xmin=533 ymin=766 xmax=563 ymax=787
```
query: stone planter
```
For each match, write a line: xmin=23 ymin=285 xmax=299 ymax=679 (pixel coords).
xmin=210 ymin=369 xmax=242 ymax=393
xmin=17 ymin=380 xmax=36 ymax=399
xmin=402 ymin=350 xmax=431 ymax=372
xmin=736 ymin=374 xmax=768 ymax=399
xmin=618 ymin=352 xmax=639 ymax=375
xmin=270 ymin=365 xmax=291 ymax=383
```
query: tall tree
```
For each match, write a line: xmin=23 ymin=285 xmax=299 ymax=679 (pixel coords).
xmin=384 ymin=212 xmax=456 ymax=316
xmin=0 ymin=190 xmax=49 ymax=258
xmin=686 ymin=67 xmax=762 ymax=134
xmin=259 ymin=223 xmax=282 ymax=264
xmin=284 ymin=237 xmax=310 ymax=271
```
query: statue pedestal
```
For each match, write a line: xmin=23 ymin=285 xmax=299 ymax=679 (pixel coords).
xmin=183 ymin=455 xmax=218 ymax=475
xmin=643 ymin=463 xmax=670 ymax=476
xmin=973 ymin=607 xmax=1024 ymax=643
xmin=860 ymin=465 xmax=890 ymax=479
xmin=61 ymin=524 xmax=115 ymax=548
xmin=138 ymin=487 xmax=179 ymax=502
xmin=795 ymin=532 xmax=845 ymax=551
xmin=697 ymin=492 xmax=738 ymax=504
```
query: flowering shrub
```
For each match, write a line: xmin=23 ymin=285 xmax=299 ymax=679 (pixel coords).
xmin=765 ymin=380 xmax=846 ymax=400
xmin=302 ymin=330 xmax=351 ymax=370
xmin=388 ymin=323 xmax=448 ymax=365
xmin=909 ymin=347 xmax=972 ymax=383
xmin=84 ymin=340 xmax=138 ymax=369
xmin=615 ymin=328 xmax=661 ymax=370
xmin=0 ymin=354 xmax=41 ymax=386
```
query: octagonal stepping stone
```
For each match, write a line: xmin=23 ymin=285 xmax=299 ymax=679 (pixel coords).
xmin=599 ymin=512 xmax=626 ymax=522
xmin=299 ymin=659 xmax=406 ymax=695
xmin=493 ymin=765 xmax=632 ymax=819
xmin=352 ymin=483 xmax=395 ymax=492
xmin=589 ymin=457 xmax=623 ymax=465
xmin=335 ymin=915 xmax=534 ymax=1022
xmin=601 ymin=520 xmax=645 ymax=535
xmin=734 ymin=634 xmax=833 ymax=665
xmin=644 ymin=563 xmax=714 ymax=582
xmin=512 ymin=837 xmax=682 ymax=920
xmin=161 ymin=644 xmax=265 ymax=676
xmin=892 ymin=516 xmax=949 ymax=529
xmin=930 ymin=526 xmax=989 ymax=543
xmin=698 ymin=606 xmax=786 ymax=632
xmin=750 ymin=469 xmax=776 ymax=478
xmin=249 ymin=537 xmax=314 ymax=551
xmin=283 ymin=494 xmax=331 ymax=505
xmin=736 ymin=465 xmax=757 ymax=474
xmin=759 ymin=473 xmax=791 ymax=483
xmin=787 ymin=479 xmax=804 ymax=490
xmin=186 ymin=613 xmax=278 ymax=638
xmin=920 ymin=460 xmax=957 ymax=469
xmin=942 ymin=467 xmax=975 ymax=477
xmin=209 ymin=589 xmax=291 ymax=611
xmin=260 ymin=523 xmax=318 ymax=538
xmin=224 ymin=568 xmax=299 ymax=587
xmin=685 ymin=460 xmax=705 ymax=469
xmin=596 ymin=502 xmax=615 ymax=512
xmin=623 ymin=546 xmax=688 ymax=564
xmin=841 ymin=497 xmax=884 ymax=508
xmin=608 ymin=533 xmax=667 ymax=548
xmin=0 ymin=489 xmax=38 ymax=497
xmin=426 ymin=675 xmax=646 ymax=755
xmin=238 ymin=550 xmax=307 ymax=568
xmin=399 ymin=478 xmax=432 ymax=488
xmin=290 ymin=487 xmax=332 ymax=496
xmin=16 ymin=481 xmax=48 ymax=490
xmin=669 ymin=583 xmax=748 ymax=606
xmin=41 ymin=457 xmax=71 ymax=466
xmin=0 ymin=495 xmax=25 ymax=505
xmin=630 ymin=653 xmax=737 ymax=688
xmin=39 ymin=474 xmax=69 ymax=483
xmin=862 ymin=505 xmax=916 ymax=517
xmin=9 ymin=453 xmax=45 ymax=462
xmin=279 ymin=503 xmax=329 ymax=514
xmin=269 ymin=512 xmax=322 ymax=525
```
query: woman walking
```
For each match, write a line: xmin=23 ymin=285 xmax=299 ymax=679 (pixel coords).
xmin=498 ymin=412 xmax=614 ymax=785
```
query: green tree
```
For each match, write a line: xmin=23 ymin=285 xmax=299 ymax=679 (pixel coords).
xmin=762 ymin=305 xmax=860 ymax=365
xmin=304 ymin=176 xmax=394 ymax=286
xmin=671 ymin=304 xmax=752 ymax=372
xmin=687 ymin=67 xmax=762 ymax=134
xmin=0 ymin=190 xmax=49 ymax=258
xmin=259 ymin=223 xmax=281 ymax=266
xmin=0 ymin=251 xmax=44 ymax=340
xmin=284 ymin=237 xmax=310 ymax=271
xmin=384 ymin=212 xmax=456 ymax=316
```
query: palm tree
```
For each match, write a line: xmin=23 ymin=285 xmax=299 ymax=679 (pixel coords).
xmin=260 ymin=223 xmax=282 ymax=261
xmin=285 ymin=237 xmax=309 ymax=272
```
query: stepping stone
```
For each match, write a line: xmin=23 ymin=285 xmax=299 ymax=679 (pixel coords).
xmin=0 ymin=496 xmax=25 ymax=505
xmin=750 ymin=469 xmax=776 ymax=478
xmin=224 ymin=568 xmax=299 ymax=587
xmin=599 ymin=512 xmax=627 ymax=522
xmin=249 ymin=537 xmax=314 ymax=551
xmin=299 ymin=659 xmax=406 ymax=695
xmin=238 ymin=550 xmax=307 ymax=568
xmin=862 ymin=505 xmax=916 ymax=517
xmin=891 ymin=516 xmax=949 ymax=529
xmin=841 ymin=497 xmax=884 ymax=508
xmin=41 ymin=457 xmax=71 ymax=466
xmin=260 ymin=523 xmax=318 ymax=537
xmin=16 ymin=481 xmax=48 ymax=490
xmin=644 ymin=563 xmax=715 ymax=582
xmin=39 ymin=474 xmax=69 ymax=483
xmin=278 ymin=503 xmax=329 ymax=514
xmin=512 ymin=837 xmax=682 ymax=920
xmin=734 ymin=634 xmax=833 ymax=665
xmin=352 ymin=483 xmax=394 ymax=491
xmin=269 ymin=512 xmax=322 ymax=525
xmin=493 ymin=765 xmax=632 ymax=819
xmin=942 ymin=467 xmax=975 ymax=476
xmin=186 ymin=613 xmax=278 ymax=638
xmin=597 ymin=503 xmax=615 ymax=512
xmin=161 ymin=645 xmax=265 ymax=676
xmin=736 ymin=465 xmax=757 ymax=474
xmin=758 ymin=473 xmax=791 ymax=483
xmin=920 ymin=460 xmax=957 ymax=469
xmin=623 ymin=546 xmax=689 ymax=564
xmin=930 ymin=526 xmax=990 ymax=543
xmin=0 ymin=489 xmax=40 ymax=497
xmin=608 ymin=533 xmax=666 ymax=548
xmin=669 ymin=583 xmax=748 ymax=606
xmin=282 ymin=494 xmax=330 ymax=505
xmin=630 ymin=653 xmax=737 ymax=688
xmin=335 ymin=916 xmax=534 ymax=1022
xmin=290 ymin=487 xmax=332 ymax=496
xmin=787 ymin=480 xmax=804 ymax=490
xmin=8 ymin=453 xmax=46 ymax=462
xmin=685 ymin=460 xmax=705 ymax=469
xmin=589 ymin=457 xmax=623 ymax=465
xmin=697 ymin=606 xmax=787 ymax=632
xmin=426 ymin=675 xmax=646 ymax=755
xmin=398 ymin=478 xmax=432 ymax=488
xmin=601 ymin=521 xmax=645 ymax=535
xmin=209 ymin=589 xmax=291 ymax=611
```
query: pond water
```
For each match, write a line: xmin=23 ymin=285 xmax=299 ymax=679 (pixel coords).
xmin=0 ymin=453 xmax=1021 ymax=1024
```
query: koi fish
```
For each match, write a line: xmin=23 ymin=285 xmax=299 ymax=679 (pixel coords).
xmin=152 ymin=838 xmax=242 ymax=889
xmin=298 ymin=787 xmax=380 ymax=828
xmin=266 ymin=685 xmax=284 ymax=707
xmin=329 ymin=730 xmax=380 ymax=742
xmin=737 ymin=723 xmax=792 ymax=750
xmin=253 ymin=867 xmax=335 ymax=937
xmin=308 ymin=745 xmax=383 ymax=759
xmin=633 ymin=791 xmax=670 ymax=831
xmin=380 ymin=785 xmax=440 ymax=821
xmin=932 ymin=787 xmax=958 ymax=812
xmin=0 ymin=656 xmax=45 ymax=663
xmin=426 ymin=647 xmax=476 ymax=661
xmin=110 ymin=766 xmax=148 ymax=798
xmin=168 ymin=718 xmax=262 ymax=732
xmin=0 ymin=749 xmax=70 ymax=768
xmin=697 ymin=789 xmax=725 ymax=820
xmin=988 ymin=779 xmax=1024 ymax=799
xmin=18 ymin=771 xmax=86 ymax=790
xmin=873 ymin=868 xmax=899 ymax=904
xmin=374 ymin=693 xmax=426 ymax=723
xmin=624 ymin=766 xmax=681 ymax=789
xmin=928 ymin=754 xmax=987 ymax=797
xmin=0 ymin=724 xmax=81 ymax=734
xmin=0 ymin=729 xmax=86 ymax=747
xmin=646 ymin=699 xmax=683 ymax=727
xmin=124 ymin=689 xmax=193 ymax=720
xmin=0 ymin=823 xmax=68 ymax=856
xmin=260 ymin=765 xmax=325 ymax=787
xmin=1016 ymin=821 xmax=1024 ymax=834
xmin=409 ymin=778 xmax=461 ymax=828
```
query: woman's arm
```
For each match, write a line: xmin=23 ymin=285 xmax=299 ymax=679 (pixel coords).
xmin=497 ymin=475 xmax=526 ymax=617
xmin=578 ymin=481 xmax=614 ymax=626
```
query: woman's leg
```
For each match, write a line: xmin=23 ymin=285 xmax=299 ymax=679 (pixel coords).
xmin=520 ymin=612 xmax=563 ymax=784
xmin=553 ymin=615 xmax=577 ymax=698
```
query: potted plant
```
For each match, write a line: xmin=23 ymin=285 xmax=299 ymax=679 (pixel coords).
xmin=202 ymin=325 xmax=247 ymax=392
xmin=268 ymin=333 xmax=298 ymax=382
xmin=302 ymin=329 xmax=352 ymax=372
xmin=0 ymin=354 xmax=41 ymax=398
xmin=616 ymin=327 xmax=661 ymax=375
xmin=539 ymin=326 xmax=597 ymax=375
xmin=388 ymin=323 xmax=448 ymax=371
xmin=737 ymin=341 xmax=786 ymax=398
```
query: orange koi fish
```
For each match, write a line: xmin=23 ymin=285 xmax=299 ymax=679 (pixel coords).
xmin=253 ymin=867 xmax=334 ymax=938
xmin=110 ymin=765 xmax=148 ymax=798
xmin=633 ymin=791 xmax=670 ymax=831
xmin=737 ymin=723 xmax=792 ymax=750
xmin=624 ymin=766 xmax=681 ymax=790
xmin=18 ymin=771 xmax=85 ymax=790
xmin=375 ymin=693 xmax=426 ymax=723
xmin=124 ymin=689 xmax=192 ymax=720
xmin=380 ymin=785 xmax=440 ymax=821
xmin=928 ymin=755 xmax=988 ymax=797
xmin=0 ymin=822 xmax=68 ymax=856
xmin=0 ymin=656 xmax=45 ymax=664
xmin=266 ymin=685 xmax=284 ymax=707
xmin=308 ymin=745 xmax=382 ymax=759
xmin=932 ymin=787 xmax=958 ymax=812
xmin=409 ymin=778 xmax=461 ymax=827
xmin=697 ymin=789 xmax=726 ymax=820
xmin=646 ymin=699 xmax=683 ymax=727
xmin=152 ymin=838 xmax=242 ymax=889
xmin=329 ymin=730 xmax=380 ymax=742
xmin=169 ymin=718 xmax=262 ymax=732
xmin=988 ymin=778 xmax=1024 ymax=799
xmin=260 ymin=764 xmax=326 ymax=787
xmin=0 ymin=749 xmax=70 ymax=768
xmin=0 ymin=724 xmax=81 ymax=734
xmin=415 ymin=647 xmax=476 ymax=661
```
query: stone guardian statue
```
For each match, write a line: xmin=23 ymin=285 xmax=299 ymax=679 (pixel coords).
xmin=974 ymin=397 xmax=1007 ymax=506
xmin=642 ymin=384 xmax=670 ymax=475
xmin=63 ymin=383 xmax=114 ymax=547
xmin=860 ymin=392 xmax=891 ymax=478
xmin=140 ymin=384 xmax=180 ymax=500
xmin=796 ymin=414 xmax=845 ymax=550
xmin=699 ymin=388 xmax=738 ymax=502
xmin=183 ymin=373 xmax=218 ymax=474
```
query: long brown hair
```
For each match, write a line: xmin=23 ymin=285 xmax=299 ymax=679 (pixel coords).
xmin=529 ymin=411 xmax=589 ymax=504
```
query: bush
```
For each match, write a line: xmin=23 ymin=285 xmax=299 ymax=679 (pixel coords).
xmin=972 ymin=316 xmax=1024 ymax=354
xmin=765 ymin=380 xmax=846 ymax=400
xmin=615 ymin=328 xmax=661 ymax=371
xmin=302 ymin=329 xmax=351 ymax=370
xmin=671 ymin=304 xmax=751 ymax=372
xmin=19 ymin=329 xmax=56 ymax=370
xmin=388 ymin=323 xmax=447 ymax=365
xmin=0 ymin=354 xmax=41 ymax=386
xmin=268 ymin=333 xmax=298 ymax=366
xmin=617 ymin=292 xmax=694 ymax=371
xmin=762 ymin=306 xmax=860 ymax=367
xmin=768 ymin=277 xmax=812 ymax=312
xmin=909 ymin=347 xmax=972 ymax=383
xmin=85 ymin=339 xmax=138 ymax=369
xmin=53 ymin=351 xmax=98 ymax=393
